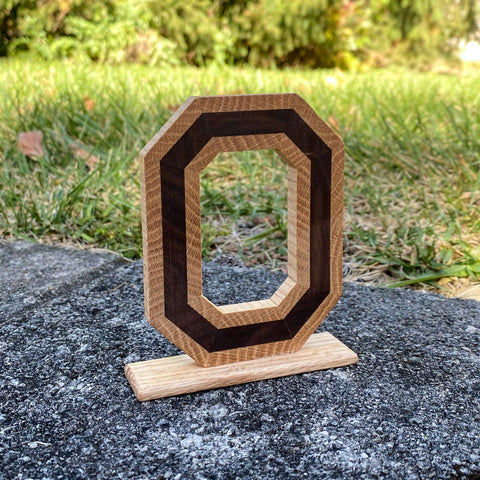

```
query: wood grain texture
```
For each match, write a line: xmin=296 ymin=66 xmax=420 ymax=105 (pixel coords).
xmin=159 ymin=109 xmax=331 ymax=354
xmin=185 ymin=133 xmax=310 ymax=329
xmin=125 ymin=332 xmax=358 ymax=401
xmin=140 ymin=94 xmax=344 ymax=366
xmin=282 ymin=97 xmax=344 ymax=350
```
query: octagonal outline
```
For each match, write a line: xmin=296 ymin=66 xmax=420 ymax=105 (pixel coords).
xmin=160 ymin=109 xmax=330 ymax=359
xmin=185 ymin=133 xmax=311 ymax=329
xmin=140 ymin=94 xmax=344 ymax=366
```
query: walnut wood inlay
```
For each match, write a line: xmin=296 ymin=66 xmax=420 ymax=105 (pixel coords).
xmin=185 ymin=133 xmax=310 ymax=329
xmin=140 ymin=94 xmax=344 ymax=366
xmin=160 ymin=109 xmax=330 ymax=353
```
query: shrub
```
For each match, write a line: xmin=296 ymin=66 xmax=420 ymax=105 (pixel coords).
xmin=1 ymin=0 xmax=478 ymax=69
xmin=7 ymin=0 xmax=179 ymax=66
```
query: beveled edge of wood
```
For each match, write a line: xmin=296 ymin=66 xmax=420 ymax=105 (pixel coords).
xmin=144 ymin=313 xmax=308 ymax=367
xmin=140 ymin=93 xmax=344 ymax=367
xmin=140 ymin=94 xmax=305 ymax=326
xmin=184 ymin=133 xmax=311 ymax=329
xmin=286 ymin=94 xmax=345 ymax=350
xmin=141 ymin=94 xmax=306 ymax=161
xmin=125 ymin=331 xmax=358 ymax=401
xmin=140 ymin=97 xmax=197 ymax=160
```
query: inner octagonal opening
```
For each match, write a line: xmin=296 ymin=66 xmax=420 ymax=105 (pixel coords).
xmin=200 ymin=149 xmax=290 ymax=306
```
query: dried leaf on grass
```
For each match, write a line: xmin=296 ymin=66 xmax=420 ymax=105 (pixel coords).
xmin=453 ymin=283 xmax=480 ymax=301
xmin=83 ymin=96 xmax=95 ymax=111
xmin=18 ymin=130 xmax=45 ymax=158
xmin=327 ymin=114 xmax=340 ymax=132
xmin=70 ymin=143 xmax=99 ymax=170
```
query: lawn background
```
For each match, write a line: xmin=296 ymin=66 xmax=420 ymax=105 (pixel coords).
xmin=1 ymin=60 xmax=479 ymax=294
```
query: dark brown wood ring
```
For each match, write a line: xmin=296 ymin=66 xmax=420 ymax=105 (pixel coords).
xmin=160 ymin=109 xmax=331 ymax=352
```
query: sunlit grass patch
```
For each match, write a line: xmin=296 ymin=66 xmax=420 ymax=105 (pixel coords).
xmin=200 ymin=149 xmax=288 ymax=271
xmin=1 ymin=59 xmax=479 ymax=293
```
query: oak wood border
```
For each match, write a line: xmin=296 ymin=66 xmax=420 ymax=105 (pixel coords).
xmin=140 ymin=94 xmax=344 ymax=366
xmin=185 ymin=133 xmax=310 ymax=329
xmin=126 ymin=332 xmax=358 ymax=401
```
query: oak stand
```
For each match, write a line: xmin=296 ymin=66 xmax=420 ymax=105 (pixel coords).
xmin=125 ymin=94 xmax=358 ymax=400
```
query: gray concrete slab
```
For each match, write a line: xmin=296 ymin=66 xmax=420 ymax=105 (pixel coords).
xmin=0 ymin=241 xmax=479 ymax=480
xmin=0 ymin=240 xmax=127 ymax=318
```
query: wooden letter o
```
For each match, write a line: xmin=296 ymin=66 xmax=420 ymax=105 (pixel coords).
xmin=140 ymin=94 xmax=344 ymax=367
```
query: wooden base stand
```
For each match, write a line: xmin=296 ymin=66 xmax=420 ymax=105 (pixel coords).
xmin=125 ymin=332 xmax=358 ymax=401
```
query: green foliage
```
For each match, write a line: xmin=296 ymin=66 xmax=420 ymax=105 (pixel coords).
xmin=0 ymin=0 xmax=24 ymax=56
xmin=365 ymin=0 xmax=479 ymax=65
xmin=1 ymin=61 xmax=479 ymax=286
xmin=7 ymin=0 xmax=179 ymax=66
xmin=145 ymin=0 xmax=232 ymax=66
xmin=221 ymin=0 xmax=342 ymax=67
xmin=1 ymin=0 xmax=478 ymax=69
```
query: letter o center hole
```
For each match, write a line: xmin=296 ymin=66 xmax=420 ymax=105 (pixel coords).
xmin=200 ymin=149 xmax=289 ymax=306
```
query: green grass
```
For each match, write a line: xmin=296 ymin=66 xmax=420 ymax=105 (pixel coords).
xmin=1 ymin=58 xmax=480 ymax=290
xmin=200 ymin=150 xmax=289 ymax=270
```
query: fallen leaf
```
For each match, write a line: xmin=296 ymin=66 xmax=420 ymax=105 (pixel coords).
xmin=327 ymin=114 xmax=340 ymax=132
xmin=456 ymin=283 xmax=480 ymax=301
xmin=18 ymin=130 xmax=45 ymax=158
xmin=83 ymin=96 xmax=95 ymax=111
xmin=71 ymin=143 xmax=99 ymax=170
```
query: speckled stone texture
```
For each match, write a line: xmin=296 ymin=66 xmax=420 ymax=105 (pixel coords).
xmin=0 ymin=241 xmax=479 ymax=480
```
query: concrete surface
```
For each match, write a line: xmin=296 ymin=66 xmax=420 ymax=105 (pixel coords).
xmin=0 ymin=241 xmax=479 ymax=480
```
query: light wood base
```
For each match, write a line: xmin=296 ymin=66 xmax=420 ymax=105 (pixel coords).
xmin=125 ymin=332 xmax=358 ymax=401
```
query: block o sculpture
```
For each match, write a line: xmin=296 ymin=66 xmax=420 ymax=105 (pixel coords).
xmin=125 ymin=94 xmax=358 ymax=400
